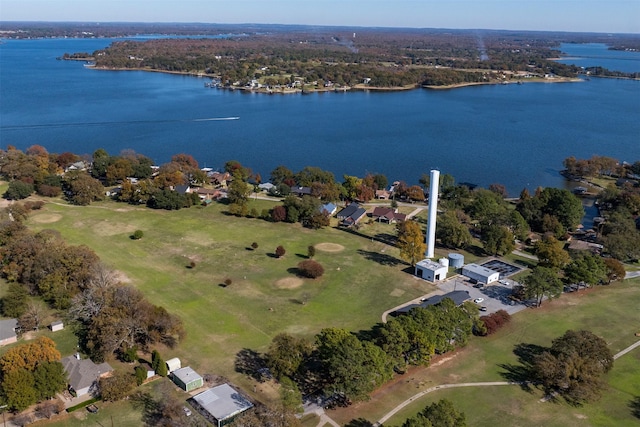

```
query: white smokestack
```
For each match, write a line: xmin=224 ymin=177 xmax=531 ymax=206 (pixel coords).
xmin=425 ymin=169 xmax=439 ymax=259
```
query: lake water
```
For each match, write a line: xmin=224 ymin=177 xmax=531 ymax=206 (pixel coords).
xmin=1 ymin=38 xmax=639 ymax=196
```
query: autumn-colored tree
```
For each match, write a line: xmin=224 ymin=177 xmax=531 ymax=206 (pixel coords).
xmin=271 ymin=205 xmax=287 ymax=222
xmin=275 ymin=245 xmax=286 ymax=258
xmin=0 ymin=337 xmax=61 ymax=375
xmin=396 ymin=220 xmax=426 ymax=266
xmin=297 ymin=260 xmax=324 ymax=278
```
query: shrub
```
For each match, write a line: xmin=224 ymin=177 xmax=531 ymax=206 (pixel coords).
xmin=251 ymin=242 xmax=259 ymax=250
xmin=189 ymin=261 xmax=196 ymax=269
xmin=132 ymin=230 xmax=144 ymax=240
xmin=297 ymin=260 xmax=324 ymax=278
xmin=36 ymin=184 xmax=61 ymax=197
xmin=121 ymin=345 xmax=138 ymax=363
xmin=134 ymin=366 xmax=147 ymax=386
xmin=271 ymin=205 xmax=287 ymax=222
xmin=477 ymin=309 xmax=511 ymax=336
xmin=307 ymin=245 xmax=316 ymax=259
xmin=224 ymin=278 xmax=233 ymax=287
xmin=275 ymin=245 xmax=286 ymax=258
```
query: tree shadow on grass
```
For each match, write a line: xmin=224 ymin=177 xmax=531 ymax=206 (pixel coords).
xmin=344 ymin=419 xmax=374 ymax=427
xmin=130 ymin=391 xmax=162 ymax=426
xmin=630 ymin=396 xmax=640 ymax=419
xmin=498 ymin=342 xmax=547 ymax=392
xmin=357 ymin=249 xmax=403 ymax=267
xmin=235 ymin=348 xmax=267 ymax=382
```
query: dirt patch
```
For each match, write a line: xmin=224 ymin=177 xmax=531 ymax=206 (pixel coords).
xmin=31 ymin=213 xmax=62 ymax=223
xmin=93 ymin=221 xmax=137 ymax=236
xmin=315 ymin=242 xmax=345 ymax=252
xmin=389 ymin=288 xmax=405 ymax=297
xmin=274 ymin=277 xmax=304 ymax=289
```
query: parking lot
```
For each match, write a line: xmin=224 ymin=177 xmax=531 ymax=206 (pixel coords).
xmin=437 ymin=275 xmax=526 ymax=315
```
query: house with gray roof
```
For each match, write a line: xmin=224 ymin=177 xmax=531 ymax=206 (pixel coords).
xmin=61 ymin=354 xmax=113 ymax=397
xmin=192 ymin=383 xmax=253 ymax=426
xmin=0 ymin=318 xmax=18 ymax=346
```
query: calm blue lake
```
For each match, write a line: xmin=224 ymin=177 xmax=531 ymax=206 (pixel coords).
xmin=557 ymin=43 xmax=640 ymax=73
xmin=1 ymin=38 xmax=639 ymax=196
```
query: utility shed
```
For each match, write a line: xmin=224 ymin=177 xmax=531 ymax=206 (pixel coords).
xmin=415 ymin=259 xmax=448 ymax=282
xmin=192 ymin=384 xmax=253 ymax=426
xmin=462 ymin=263 xmax=499 ymax=284
xmin=50 ymin=321 xmax=64 ymax=332
xmin=172 ymin=367 xmax=203 ymax=392
xmin=165 ymin=357 xmax=181 ymax=374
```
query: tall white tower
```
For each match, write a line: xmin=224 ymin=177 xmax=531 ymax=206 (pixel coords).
xmin=425 ymin=169 xmax=440 ymax=259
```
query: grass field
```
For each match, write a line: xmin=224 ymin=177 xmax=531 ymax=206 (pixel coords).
xmin=25 ymin=198 xmax=432 ymax=397
xmin=11 ymin=196 xmax=640 ymax=426
xmin=327 ymin=278 xmax=640 ymax=426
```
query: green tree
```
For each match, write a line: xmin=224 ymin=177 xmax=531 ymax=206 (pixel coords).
xmin=397 ymin=220 xmax=426 ymax=266
xmin=564 ymin=252 xmax=606 ymax=287
xmin=227 ymin=170 xmax=252 ymax=215
xmin=151 ymin=350 xmax=167 ymax=377
xmin=4 ymin=181 xmax=34 ymax=200
xmin=279 ymin=376 xmax=303 ymax=414
xmin=534 ymin=235 xmax=570 ymax=269
xmin=523 ymin=266 xmax=563 ymax=307
xmin=1 ymin=282 xmax=29 ymax=317
xmin=1 ymin=368 xmax=36 ymax=411
xmin=32 ymin=361 xmax=67 ymax=400
xmin=316 ymin=328 xmax=393 ymax=402
xmin=436 ymin=210 xmax=472 ymax=249
xmin=534 ymin=330 xmax=613 ymax=405
xmin=481 ymin=224 xmax=514 ymax=256
xmin=265 ymin=333 xmax=313 ymax=380
xmin=603 ymin=258 xmax=626 ymax=284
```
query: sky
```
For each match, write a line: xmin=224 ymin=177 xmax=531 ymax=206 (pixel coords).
xmin=1 ymin=0 xmax=639 ymax=34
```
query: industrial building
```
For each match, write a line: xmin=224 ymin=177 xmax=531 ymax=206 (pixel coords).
xmin=462 ymin=263 xmax=500 ymax=284
xmin=415 ymin=259 xmax=448 ymax=282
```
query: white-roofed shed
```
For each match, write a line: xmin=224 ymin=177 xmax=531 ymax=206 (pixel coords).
xmin=192 ymin=384 xmax=253 ymax=426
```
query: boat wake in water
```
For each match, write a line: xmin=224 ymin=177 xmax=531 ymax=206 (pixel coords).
xmin=1 ymin=117 xmax=240 ymax=130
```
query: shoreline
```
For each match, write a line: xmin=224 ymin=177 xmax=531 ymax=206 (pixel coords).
xmin=86 ymin=65 xmax=585 ymax=92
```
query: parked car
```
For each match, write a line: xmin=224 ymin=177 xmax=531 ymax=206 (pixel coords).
xmin=474 ymin=297 xmax=484 ymax=304
xmin=183 ymin=406 xmax=192 ymax=417
xmin=479 ymin=306 xmax=488 ymax=312
xmin=86 ymin=404 xmax=99 ymax=414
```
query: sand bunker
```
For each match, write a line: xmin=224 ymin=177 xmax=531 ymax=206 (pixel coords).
xmin=315 ymin=242 xmax=345 ymax=252
xmin=31 ymin=213 xmax=62 ymax=223
xmin=275 ymin=277 xmax=304 ymax=289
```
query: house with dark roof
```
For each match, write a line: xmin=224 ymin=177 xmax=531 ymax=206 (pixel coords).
xmin=0 ymin=318 xmax=18 ymax=346
xmin=61 ymin=354 xmax=113 ymax=397
xmin=371 ymin=206 xmax=407 ymax=223
xmin=174 ymin=185 xmax=191 ymax=195
xmin=337 ymin=204 xmax=366 ymax=227
xmin=290 ymin=186 xmax=312 ymax=197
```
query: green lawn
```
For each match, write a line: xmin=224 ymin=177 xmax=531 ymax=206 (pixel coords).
xmin=26 ymin=199 xmax=431 ymax=395
xmin=328 ymin=278 xmax=640 ymax=426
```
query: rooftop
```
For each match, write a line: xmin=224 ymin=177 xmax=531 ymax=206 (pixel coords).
xmin=0 ymin=318 xmax=18 ymax=342
xmin=173 ymin=366 xmax=203 ymax=384
xmin=193 ymin=384 xmax=253 ymax=422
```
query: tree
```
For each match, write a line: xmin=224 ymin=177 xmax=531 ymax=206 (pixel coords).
xmin=271 ymin=205 xmax=287 ymax=222
xmin=1 ymin=282 xmax=29 ymax=318
xmin=151 ymin=350 xmax=167 ymax=377
xmin=18 ymin=301 xmax=45 ymax=331
xmin=134 ymin=366 xmax=147 ymax=385
xmin=534 ymin=330 xmax=613 ymax=405
xmin=64 ymin=171 xmax=105 ymax=205
xmin=4 ymin=181 xmax=34 ymax=200
xmin=396 ymin=220 xmax=426 ymax=266
xmin=99 ymin=370 xmax=136 ymax=401
xmin=534 ymin=235 xmax=570 ymax=269
xmin=603 ymin=258 xmax=626 ymax=284
xmin=35 ymin=399 xmax=65 ymax=419
xmin=279 ymin=376 xmax=303 ymax=414
xmin=420 ymin=399 xmax=467 ymax=427
xmin=275 ymin=245 xmax=286 ymax=258
xmin=522 ymin=266 xmax=563 ymax=307
xmin=307 ymin=245 xmax=316 ymax=259
xmin=265 ymin=333 xmax=313 ymax=380
xmin=564 ymin=252 xmax=606 ymax=287
xmin=32 ymin=361 xmax=67 ymax=400
xmin=297 ymin=260 xmax=324 ymax=278
xmin=436 ymin=210 xmax=472 ymax=249
xmin=315 ymin=328 xmax=393 ymax=402
xmin=481 ymin=224 xmax=514 ymax=256
xmin=2 ymin=368 xmax=36 ymax=411
xmin=0 ymin=337 xmax=61 ymax=375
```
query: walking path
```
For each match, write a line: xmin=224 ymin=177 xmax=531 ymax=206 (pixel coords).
xmin=371 ymin=338 xmax=640 ymax=426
